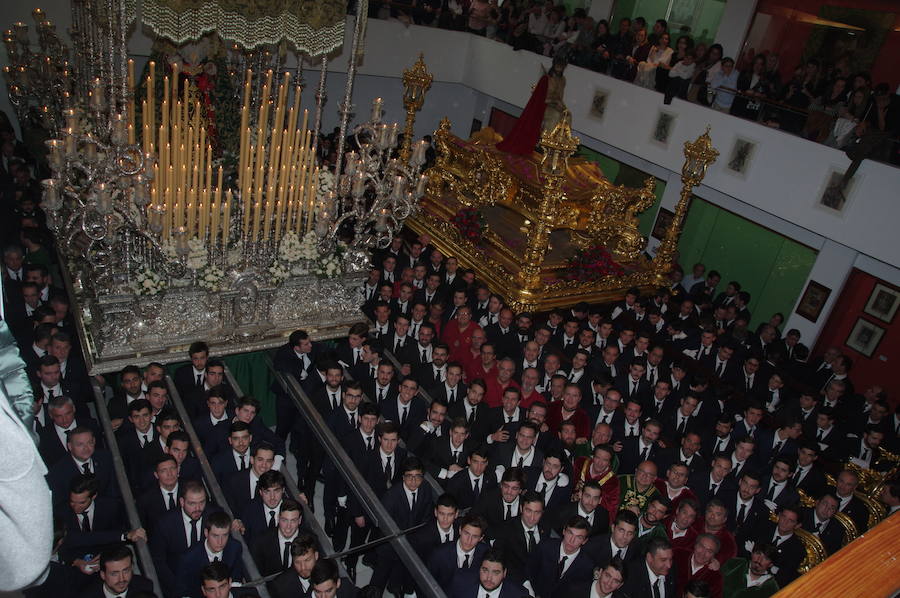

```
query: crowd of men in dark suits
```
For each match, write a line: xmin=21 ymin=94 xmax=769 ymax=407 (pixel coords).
xmin=7 ymin=214 xmax=900 ymax=598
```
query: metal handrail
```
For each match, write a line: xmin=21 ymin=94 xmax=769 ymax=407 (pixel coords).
xmin=221 ymin=365 xmax=344 ymax=574
xmin=163 ymin=375 xmax=272 ymax=598
xmin=267 ymin=358 xmax=448 ymax=598
xmin=90 ymin=381 xmax=163 ymax=597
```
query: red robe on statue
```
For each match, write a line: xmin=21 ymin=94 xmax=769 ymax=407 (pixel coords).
xmin=495 ymin=75 xmax=549 ymax=155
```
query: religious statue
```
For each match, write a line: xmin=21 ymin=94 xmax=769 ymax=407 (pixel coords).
xmin=495 ymin=53 xmax=569 ymax=155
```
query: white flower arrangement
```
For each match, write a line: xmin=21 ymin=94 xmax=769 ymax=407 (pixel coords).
xmin=314 ymin=253 xmax=343 ymax=278
xmin=268 ymin=260 xmax=290 ymax=285
xmin=278 ymin=231 xmax=304 ymax=263
xmin=198 ymin=265 xmax=225 ymax=292
xmin=226 ymin=247 xmax=242 ymax=267
xmin=299 ymin=231 xmax=320 ymax=261
xmin=160 ymin=239 xmax=178 ymax=261
xmin=317 ymin=169 xmax=335 ymax=200
xmin=132 ymin=267 xmax=166 ymax=296
xmin=186 ymin=238 xmax=208 ymax=270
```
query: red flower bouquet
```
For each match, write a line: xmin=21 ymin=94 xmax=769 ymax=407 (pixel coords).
xmin=452 ymin=207 xmax=486 ymax=243
xmin=565 ymin=244 xmax=625 ymax=281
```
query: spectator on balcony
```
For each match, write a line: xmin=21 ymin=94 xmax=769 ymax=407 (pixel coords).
xmin=621 ymin=28 xmax=651 ymax=82
xmin=413 ymin=0 xmax=442 ymax=26
xmin=780 ymin=59 xmax=824 ymax=133
xmin=804 ymin=76 xmax=849 ymax=142
xmin=826 ymin=87 xmax=870 ymax=149
xmin=657 ymin=34 xmax=693 ymax=92
xmin=731 ymin=54 xmax=774 ymax=121
xmin=440 ymin=0 xmax=467 ymax=31
xmin=664 ymin=50 xmax=696 ymax=104
xmin=648 ymin=19 xmax=668 ymax=46
xmin=526 ymin=0 xmax=552 ymax=41
xmin=690 ymin=43 xmax=723 ymax=105
xmin=709 ymin=58 xmax=738 ymax=113
xmin=608 ymin=17 xmax=634 ymax=79
xmin=542 ymin=7 xmax=568 ymax=56
xmin=635 ymin=32 xmax=672 ymax=89
xmin=588 ymin=19 xmax=613 ymax=73
xmin=468 ymin=0 xmax=495 ymax=37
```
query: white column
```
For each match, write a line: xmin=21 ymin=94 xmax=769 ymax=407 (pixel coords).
xmin=715 ymin=0 xmax=759 ymax=60
xmin=783 ymin=239 xmax=856 ymax=347
xmin=588 ymin=0 xmax=615 ymax=22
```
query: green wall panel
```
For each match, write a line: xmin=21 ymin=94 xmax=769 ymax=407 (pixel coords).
xmin=677 ymin=198 xmax=817 ymax=329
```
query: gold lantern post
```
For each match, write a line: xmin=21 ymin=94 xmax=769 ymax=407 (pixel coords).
xmin=398 ymin=53 xmax=433 ymax=164
xmin=655 ymin=127 xmax=719 ymax=272
xmin=517 ymin=112 xmax=579 ymax=307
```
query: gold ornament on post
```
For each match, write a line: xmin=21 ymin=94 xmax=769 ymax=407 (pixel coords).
xmin=399 ymin=53 xmax=433 ymax=164
xmin=654 ymin=127 xmax=719 ymax=271
xmin=517 ymin=113 xmax=579 ymax=295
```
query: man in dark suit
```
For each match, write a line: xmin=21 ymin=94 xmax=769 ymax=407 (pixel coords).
xmin=270 ymin=532 xmax=319 ymax=598
xmin=656 ymin=431 xmax=707 ymax=478
xmin=408 ymin=493 xmax=460 ymax=568
xmin=78 ymin=545 xmax=155 ymax=598
xmin=564 ymin=559 xmax=628 ymax=597
xmin=445 ymin=446 xmax=496 ymax=510
xmin=621 ymin=537 xmax=677 ymax=598
xmin=690 ymin=454 xmax=737 ymax=508
xmin=760 ymin=457 xmax=801 ymax=510
xmin=223 ymin=442 xmax=277 ymax=518
xmin=701 ymin=414 xmax=736 ymax=460
xmin=732 ymin=402 xmax=766 ymax=444
xmin=175 ymin=511 xmax=245 ymax=598
xmin=832 ymin=468 xmax=870 ymax=533
xmin=584 ymin=510 xmax=641 ymax=567
xmin=423 ymin=416 xmax=478 ymax=482
xmin=615 ymin=359 xmax=652 ymax=404
xmin=448 ymin=548 xmax=528 ymax=598
xmin=310 ymin=558 xmax=358 ymax=598
xmin=447 ymin=380 xmax=491 ymax=443
xmin=618 ymin=419 xmax=666 ymax=476
xmin=115 ymin=399 xmax=156 ymax=480
xmin=792 ymin=442 xmax=828 ymax=499
xmin=198 ymin=561 xmax=260 ymax=598
xmin=180 ymin=358 xmax=238 ymax=420
xmin=526 ymin=450 xmax=572 ymax=512
xmin=661 ymin=394 xmax=702 ymax=446
xmin=426 ymin=512 xmax=489 ymax=587
xmin=470 ymin=467 xmax=526 ymax=532
xmin=743 ymin=506 xmax=805 ymax=588
xmin=211 ymin=421 xmax=253 ymax=488
xmin=173 ymin=341 xmax=210 ymax=400
xmin=46 ymin=426 xmax=118 ymax=505
xmin=491 ymin=491 xmax=549 ymax=584
xmin=250 ymin=499 xmax=306 ymax=577
xmin=238 ymin=470 xmax=288 ymax=547
xmin=406 ymin=398 xmax=450 ymax=457
xmin=271 ymin=329 xmax=322 ymax=438
xmin=700 ymin=343 xmax=740 ymax=385
xmin=755 ymin=420 xmax=802 ymax=468
xmin=527 ymin=515 xmax=595 ymax=598
xmin=802 ymin=492 xmax=846 ymax=556
xmin=137 ymin=454 xmax=181 ymax=524
xmin=381 ymin=378 xmax=427 ymax=441
xmin=549 ymin=480 xmax=610 ymax=539
xmin=369 ymin=457 xmax=435 ymax=593
xmin=57 ymin=476 xmax=146 ymax=570
xmin=39 ymin=395 xmax=99 ymax=467
xmin=192 ymin=389 xmax=233 ymax=458
xmin=149 ymin=480 xmax=217 ymax=597
xmin=723 ymin=471 xmax=767 ymax=540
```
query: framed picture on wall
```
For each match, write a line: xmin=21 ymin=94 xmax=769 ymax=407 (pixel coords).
xmin=470 ymin=118 xmax=483 ymax=137
xmin=795 ymin=280 xmax=832 ymax=323
xmin=845 ymin=318 xmax=885 ymax=358
xmin=863 ymin=283 xmax=900 ymax=323
xmin=589 ymin=89 xmax=609 ymax=121
xmin=651 ymin=208 xmax=675 ymax=241
xmin=651 ymin=110 xmax=676 ymax=147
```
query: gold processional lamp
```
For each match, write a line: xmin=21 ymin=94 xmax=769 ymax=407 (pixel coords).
xmin=539 ymin=111 xmax=579 ymax=176
xmin=681 ymin=126 xmax=719 ymax=185
xmin=399 ymin=53 xmax=433 ymax=164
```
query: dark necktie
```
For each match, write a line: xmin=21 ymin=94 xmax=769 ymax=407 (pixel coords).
xmin=47 ymin=388 xmax=55 ymax=400
xmin=861 ymin=448 xmax=869 ymax=460
xmin=269 ymin=510 xmax=277 ymax=529
xmin=473 ymin=478 xmax=480 ymax=500
xmin=449 ymin=388 xmax=455 ymax=403
xmin=677 ymin=417 xmax=687 ymax=435
xmin=167 ymin=492 xmax=176 ymax=510
xmin=505 ymin=503 xmax=512 ymax=520
xmin=463 ymin=553 xmax=470 ymax=569
xmin=283 ymin=541 xmax=291 ymax=568
xmin=716 ymin=362 xmax=724 ymax=377
xmin=766 ymin=483 xmax=777 ymax=500
xmin=401 ymin=406 xmax=408 ymax=425
xmin=737 ymin=502 xmax=747 ymax=525
xmin=615 ymin=548 xmax=623 ymax=560
xmin=394 ymin=338 xmax=402 ymax=353
xmin=817 ymin=429 xmax=824 ymax=441
xmin=82 ymin=462 xmax=91 ymax=475
xmin=653 ymin=578 xmax=662 ymax=598
xmin=240 ymin=455 xmax=247 ymax=470
xmin=557 ymin=555 xmax=568 ymax=579
xmin=367 ymin=436 xmax=374 ymax=451
xmin=378 ymin=388 xmax=385 ymax=402
xmin=385 ymin=456 xmax=392 ymax=481
xmin=190 ymin=519 xmax=199 ymax=546
xmin=421 ymin=349 xmax=427 ymax=362
xmin=773 ymin=441 xmax=783 ymax=456
xmin=196 ymin=374 xmax=203 ymax=388
xmin=142 ymin=434 xmax=149 ymax=447
xmin=445 ymin=533 xmax=451 ymax=543
xmin=715 ymin=439 xmax=724 ymax=453
xmin=540 ymin=482 xmax=548 ymax=496
xmin=710 ymin=483 xmax=718 ymax=495
xmin=467 ymin=407 xmax=475 ymax=425
xmin=81 ymin=512 xmax=90 ymax=532
xmin=411 ymin=491 xmax=417 ymax=511
xmin=349 ymin=412 xmax=356 ymax=428
xmin=632 ymin=380 xmax=638 ymax=396
xmin=773 ymin=535 xmax=782 ymax=546
xmin=527 ymin=529 xmax=536 ymax=552
xmin=517 ymin=456 xmax=524 ymax=468
xmin=508 ymin=415 xmax=513 ymax=424
xmin=640 ymin=445 xmax=649 ymax=462
xmin=793 ymin=468 xmax=802 ymax=484
xmin=453 ymin=449 xmax=461 ymax=464
xmin=331 ymin=393 xmax=339 ymax=410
